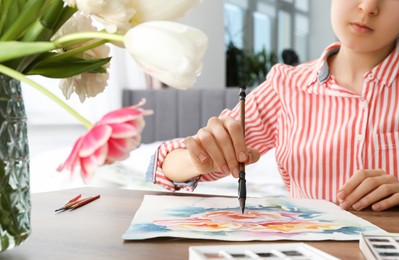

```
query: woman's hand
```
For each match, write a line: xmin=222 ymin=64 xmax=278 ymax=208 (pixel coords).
xmin=184 ymin=116 xmax=260 ymax=177
xmin=337 ymin=169 xmax=399 ymax=211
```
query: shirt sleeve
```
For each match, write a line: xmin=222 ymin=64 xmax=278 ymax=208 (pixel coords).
xmin=145 ymin=66 xmax=281 ymax=192
xmin=145 ymin=139 xmax=200 ymax=191
xmin=145 ymin=138 xmax=231 ymax=191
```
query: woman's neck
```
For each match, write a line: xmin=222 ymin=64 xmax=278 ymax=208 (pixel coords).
xmin=329 ymin=42 xmax=395 ymax=95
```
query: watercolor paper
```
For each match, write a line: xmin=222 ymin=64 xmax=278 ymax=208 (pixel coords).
xmin=122 ymin=195 xmax=384 ymax=241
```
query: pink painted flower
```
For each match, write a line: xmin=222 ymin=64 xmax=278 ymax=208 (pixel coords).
xmin=57 ymin=99 xmax=152 ymax=182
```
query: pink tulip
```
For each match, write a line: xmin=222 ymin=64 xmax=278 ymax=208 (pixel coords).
xmin=57 ymin=99 xmax=152 ymax=182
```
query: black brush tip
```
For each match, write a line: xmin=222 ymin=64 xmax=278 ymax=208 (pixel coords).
xmin=239 ymin=198 xmax=246 ymax=214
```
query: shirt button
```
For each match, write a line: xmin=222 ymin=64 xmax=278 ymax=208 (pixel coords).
xmin=356 ymin=135 xmax=363 ymax=142
xmin=360 ymin=101 xmax=367 ymax=108
xmin=367 ymin=73 xmax=375 ymax=80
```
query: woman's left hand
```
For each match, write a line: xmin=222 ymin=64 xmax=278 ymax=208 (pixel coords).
xmin=337 ymin=169 xmax=399 ymax=211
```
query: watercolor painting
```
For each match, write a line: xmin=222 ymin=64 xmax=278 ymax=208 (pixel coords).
xmin=122 ymin=195 xmax=384 ymax=241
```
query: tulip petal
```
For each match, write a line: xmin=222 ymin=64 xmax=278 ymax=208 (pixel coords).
xmin=80 ymin=144 xmax=108 ymax=182
xmin=100 ymin=107 xmax=144 ymax=124
xmin=99 ymin=100 xmax=152 ymax=124
xmin=109 ymin=122 xmax=142 ymax=138
xmin=57 ymin=136 xmax=85 ymax=173
xmin=106 ymin=137 xmax=141 ymax=162
xmin=124 ymin=21 xmax=208 ymax=89
xmin=130 ymin=0 xmax=202 ymax=24
xmin=79 ymin=124 xmax=112 ymax=157
xmin=74 ymin=0 xmax=136 ymax=33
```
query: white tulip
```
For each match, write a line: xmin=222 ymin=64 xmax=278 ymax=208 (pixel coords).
xmin=129 ymin=0 xmax=202 ymax=24
xmin=71 ymin=0 xmax=135 ymax=33
xmin=124 ymin=21 xmax=208 ymax=89
xmin=63 ymin=0 xmax=76 ymax=6
xmin=64 ymin=0 xmax=203 ymax=33
xmin=59 ymin=71 xmax=109 ymax=102
xmin=55 ymin=13 xmax=110 ymax=102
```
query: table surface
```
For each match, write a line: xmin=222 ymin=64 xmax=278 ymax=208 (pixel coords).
xmin=1 ymin=187 xmax=398 ymax=260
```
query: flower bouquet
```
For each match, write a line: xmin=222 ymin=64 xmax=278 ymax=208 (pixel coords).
xmin=0 ymin=0 xmax=208 ymax=252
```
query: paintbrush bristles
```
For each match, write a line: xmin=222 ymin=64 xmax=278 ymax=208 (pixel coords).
xmin=238 ymin=170 xmax=247 ymax=214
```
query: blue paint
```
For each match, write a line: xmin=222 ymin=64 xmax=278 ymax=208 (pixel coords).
xmin=130 ymin=223 xmax=169 ymax=233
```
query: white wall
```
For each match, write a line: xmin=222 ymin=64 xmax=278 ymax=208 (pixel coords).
xmin=179 ymin=0 xmax=225 ymax=89
xmin=308 ymin=0 xmax=336 ymax=59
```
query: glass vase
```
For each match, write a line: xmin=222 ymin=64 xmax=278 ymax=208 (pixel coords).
xmin=0 ymin=74 xmax=31 ymax=252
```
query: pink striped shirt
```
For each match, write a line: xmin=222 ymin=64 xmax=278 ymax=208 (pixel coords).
xmin=146 ymin=42 xmax=399 ymax=203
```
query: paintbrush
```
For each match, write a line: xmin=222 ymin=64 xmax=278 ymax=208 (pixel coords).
xmin=238 ymin=86 xmax=247 ymax=214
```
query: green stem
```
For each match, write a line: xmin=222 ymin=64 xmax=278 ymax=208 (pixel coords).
xmin=55 ymin=32 xmax=124 ymax=48
xmin=0 ymin=64 xmax=93 ymax=129
xmin=42 ymin=39 xmax=108 ymax=64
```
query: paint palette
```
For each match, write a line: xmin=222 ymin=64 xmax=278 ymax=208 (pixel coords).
xmin=360 ymin=232 xmax=399 ymax=260
xmin=189 ymin=243 xmax=339 ymax=260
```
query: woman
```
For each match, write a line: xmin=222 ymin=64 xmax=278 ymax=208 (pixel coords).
xmin=148 ymin=0 xmax=399 ymax=211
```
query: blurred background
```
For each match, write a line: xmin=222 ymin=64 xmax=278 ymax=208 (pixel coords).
xmin=25 ymin=0 xmax=336 ymax=192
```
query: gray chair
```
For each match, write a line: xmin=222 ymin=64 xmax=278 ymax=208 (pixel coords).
xmin=122 ymin=88 xmax=239 ymax=143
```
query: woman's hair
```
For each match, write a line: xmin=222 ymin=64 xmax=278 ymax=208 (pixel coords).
xmin=282 ymin=49 xmax=299 ymax=66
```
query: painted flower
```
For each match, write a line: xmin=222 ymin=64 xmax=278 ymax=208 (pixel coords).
xmin=57 ymin=100 xmax=153 ymax=182
xmin=124 ymin=21 xmax=208 ymax=89
xmin=129 ymin=0 xmax=202 ymax=25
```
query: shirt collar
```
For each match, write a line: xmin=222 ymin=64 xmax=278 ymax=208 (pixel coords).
xmin=304 ymin=42 xmax=340 ymax=87
xmin=306 ymin=41 xmax=399 ymax=88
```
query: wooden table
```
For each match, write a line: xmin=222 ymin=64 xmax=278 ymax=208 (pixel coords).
xmin=2 ymin=187 xmax=398 ymax=260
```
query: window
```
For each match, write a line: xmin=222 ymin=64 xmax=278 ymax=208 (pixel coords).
xmin=224 ymin=3 xmax=245 ymax=49
xmin=277 ymin=10 xmax=292 ymax=57
xmin=225 ymin=0 xmax=310 ymax=62
xmin=253 ymin=12 xmax=273 ymax=53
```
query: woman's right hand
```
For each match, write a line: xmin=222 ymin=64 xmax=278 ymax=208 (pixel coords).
xmin=184 ymin=116 xmax=260 ymax=177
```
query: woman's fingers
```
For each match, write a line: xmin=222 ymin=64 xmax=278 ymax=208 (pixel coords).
xmin=184 ymin=116 xmax=258 ymax=177
xmin=247 ymin=147 xmax=260 ymax=164
xmin=338 ymin=170 xmax=399 ymax=211
xmin=184 ymin=136 xmax=212 ymax=173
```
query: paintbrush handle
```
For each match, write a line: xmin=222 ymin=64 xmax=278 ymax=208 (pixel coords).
xmin=70 ymin=195 xmax=101 ymax=210
xmin=238 ymin=86 xmax=247 ymax=214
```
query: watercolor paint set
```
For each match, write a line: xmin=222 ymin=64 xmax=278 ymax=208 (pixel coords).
xmin=359 ymin=232 xmax=399 ymax=260
xmin=189 ymin=243 xmax=339 ymax=260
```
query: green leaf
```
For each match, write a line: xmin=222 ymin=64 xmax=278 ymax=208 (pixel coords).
xmin=0 ymin=41 xmax=55 ymax=63
xmin=27 ymin=57 xmax=111 ymax=78
xmin=0 ymin=0 xmax=17 ymax=35
xmin=0 ymin=0 xmax=49 ymax=41
xmin=53 ymin=4 xmax=77 ymax=33
xmin=22 ymin=0 xmax=72 ymax=42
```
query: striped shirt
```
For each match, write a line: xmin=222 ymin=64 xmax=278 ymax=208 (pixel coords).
xmin=146 ymin=42 xmax=399 ymax=203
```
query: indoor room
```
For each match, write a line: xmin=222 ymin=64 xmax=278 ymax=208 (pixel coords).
xmin=1 ymin=0 xmax=398 ymax=259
